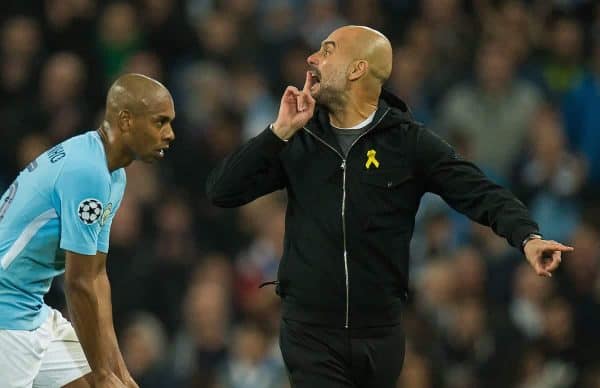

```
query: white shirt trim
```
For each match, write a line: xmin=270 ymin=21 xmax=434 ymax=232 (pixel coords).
xmin=1 ymin=209 xmax=58 ymax=269
xmin=331 ymin=110 xmax=377 ymax=130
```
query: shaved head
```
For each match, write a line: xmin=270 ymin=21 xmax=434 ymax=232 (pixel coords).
xmin=105 ymin=73 xmax=171 ymax=121
xmin=99 ymin=73 xmax=175 ymax=168
xmin=305 ymin=25 xmax=393 ymax=120
xmin=332 ymin=25 xmax=393 ymax=84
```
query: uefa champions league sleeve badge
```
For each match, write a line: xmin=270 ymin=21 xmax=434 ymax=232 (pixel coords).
xmin=77 ymin=199 xmax=103 ymax=225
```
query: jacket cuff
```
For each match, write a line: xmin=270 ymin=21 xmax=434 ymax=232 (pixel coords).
xmin=255 ymin=126 xmax=288 ymax=156
xmin=511 ymin=224 xmax=540 ymax=251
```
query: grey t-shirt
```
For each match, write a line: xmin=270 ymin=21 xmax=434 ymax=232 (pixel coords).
xmin=330 ymin=110 xmax=377 ymax=157
xmin=331 ymin=126 xmax=369 ymax=157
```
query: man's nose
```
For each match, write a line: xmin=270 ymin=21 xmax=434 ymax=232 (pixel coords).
xmin=307 ymin=52 xmax=318 ymax=66
xmin=164 ymin=125 xmax=175 ymax=142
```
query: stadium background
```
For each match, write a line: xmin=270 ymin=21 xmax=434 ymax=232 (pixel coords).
xmin=1 ymin=0 xmax=600 ymax=387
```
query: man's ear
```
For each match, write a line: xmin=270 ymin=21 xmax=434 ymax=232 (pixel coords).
xmin=118 ymin=110 xmax=132 ymax=132
xmin=348 ymin=60 xmax=368 ymax=81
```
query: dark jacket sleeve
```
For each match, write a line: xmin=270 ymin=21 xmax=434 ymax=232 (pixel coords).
xmin=415 ymin=126 xmax=539 ymax=249
xmin=206 ymin=127 xmax=287 ymax=207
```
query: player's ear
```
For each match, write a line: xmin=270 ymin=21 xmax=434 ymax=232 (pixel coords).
xmin=118 ymin=110 xmax=133 ymax=132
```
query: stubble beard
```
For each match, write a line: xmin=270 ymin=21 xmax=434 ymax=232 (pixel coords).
xmin=313 ymin=76 xmax=348 ymax=112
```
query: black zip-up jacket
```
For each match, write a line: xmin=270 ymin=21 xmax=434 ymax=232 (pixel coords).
xmin=206 ymin=90 xmax=539 ymax=329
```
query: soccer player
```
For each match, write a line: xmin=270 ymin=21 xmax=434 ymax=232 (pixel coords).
xmin=0 ymin=73 xmax=175 ymax=388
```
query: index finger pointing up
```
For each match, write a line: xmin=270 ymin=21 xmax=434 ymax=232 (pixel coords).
xmin=303 ymin=71 xmax=314 ymax=93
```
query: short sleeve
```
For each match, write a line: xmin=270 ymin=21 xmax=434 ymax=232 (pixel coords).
xmin=97 ymin=171 xmax=126 ymax=253
xmin=55 ymin=163 xmax=110 ymax=255
xmin=96 ymin=210 xmax=114 ymax=254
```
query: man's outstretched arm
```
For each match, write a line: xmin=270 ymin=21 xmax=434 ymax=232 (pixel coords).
xmin=416 ymin=126 xmax=574 ymax=275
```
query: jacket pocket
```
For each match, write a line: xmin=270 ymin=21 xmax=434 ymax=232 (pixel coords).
xmin=358 ymin=167 xmax=417 ymax=231
xmin=360 ymin=167 xmax=413 ymax=189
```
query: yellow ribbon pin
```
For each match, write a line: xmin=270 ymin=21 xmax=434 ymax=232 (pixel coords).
xmin=365 ymin=149 xmax=380 ymax=169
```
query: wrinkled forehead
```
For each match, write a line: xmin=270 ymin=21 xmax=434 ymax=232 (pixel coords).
xmin=325 ymin=28 xmax=362 ymax=56
xmin=325 ymin=28 xmax=345 ymax=48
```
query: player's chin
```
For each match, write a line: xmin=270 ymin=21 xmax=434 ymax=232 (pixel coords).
xmin=142 ymin=152 xmax=163 ymax=163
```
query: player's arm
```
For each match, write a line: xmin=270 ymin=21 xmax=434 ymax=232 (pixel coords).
xmin=64 ymin=251 xmax=131 ymax=385
xmin=55 ymin=162 xmax=136 ymax=387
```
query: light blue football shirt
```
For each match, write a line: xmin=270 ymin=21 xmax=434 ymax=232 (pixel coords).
xmin=0 ymin=131 xmax=126 ymax=330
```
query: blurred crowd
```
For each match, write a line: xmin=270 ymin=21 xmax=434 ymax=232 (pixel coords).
xmin=1 ymin=0 xmax=600 ymax=387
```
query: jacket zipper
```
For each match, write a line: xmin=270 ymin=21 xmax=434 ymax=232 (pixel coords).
xmin=302 ymin=108 xmax=391 ymax=328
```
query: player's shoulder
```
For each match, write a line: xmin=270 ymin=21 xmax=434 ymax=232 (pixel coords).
xmin=62 ymin=131 xmax=105 ymax=162
xmin=60 ymin=131 xmax=106 ymax=167
xmin=57 ymin=131 xmax=112 ymax=183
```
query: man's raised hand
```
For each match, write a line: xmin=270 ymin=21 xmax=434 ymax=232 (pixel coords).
xmin=271 ymin=71 xmax=316 ymax=141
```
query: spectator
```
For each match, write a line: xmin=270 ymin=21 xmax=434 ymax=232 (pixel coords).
xmin=539 ymin=16 xmax=585 ymax=101
xmin=235 ymin=194 xmax=285 ymax=320
xmin=215 ymin=321 xmax=287 ymax=388
xmin=97 ymin=2 xmax=143 ymax=83
xmin=388 ymin=46 xmax=432 ymax=124
xmin=32 ymin=52 xmax=89 ymax=141
xmin=439 ymin=38 xmax=543 ymax=178
xmin=510 ymin=262 xmax=556 ymax=340
xmin=513 ymin=105 xmax=585 ymax=242
xmin=172 ymin=278 xmax=232 ymax=387
xmin=562 ymin=36 xmax=600 ymax=188
xmin=120 ymin=312 xmax=177 ymax=388
xmin=0 ymin=16 xmax=43 ymax=175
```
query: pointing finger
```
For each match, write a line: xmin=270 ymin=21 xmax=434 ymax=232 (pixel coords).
xmin=303 ymin=71 xmax=314 ymax=93
xmin=549 ymin=243 xmax=574 ymax=252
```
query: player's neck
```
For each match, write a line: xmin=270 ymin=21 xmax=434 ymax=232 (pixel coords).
xmin=97 ymin=124 xmax=134 ymax=171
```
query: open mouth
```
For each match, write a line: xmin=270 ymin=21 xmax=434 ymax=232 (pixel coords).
xmin=157 ymin=146 xmax=169 ymax=158
xmin=308 ymin=70 xmax=321 ymax=93
xmin=309 ymin=70 xmax=321 ymax=84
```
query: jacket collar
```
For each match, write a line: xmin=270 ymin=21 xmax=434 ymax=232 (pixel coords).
xmin=303 ymin=89 xmax=413 ymax=140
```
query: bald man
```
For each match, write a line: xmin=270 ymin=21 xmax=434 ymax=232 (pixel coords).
xmin=207 ymin=26 xmax=572 ymax=387
xmin=0 ymin=73 xmax=175 ymax=388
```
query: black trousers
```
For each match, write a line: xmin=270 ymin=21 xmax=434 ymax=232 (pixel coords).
xmin=279 ymin=318 xmax=405 ymax=388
